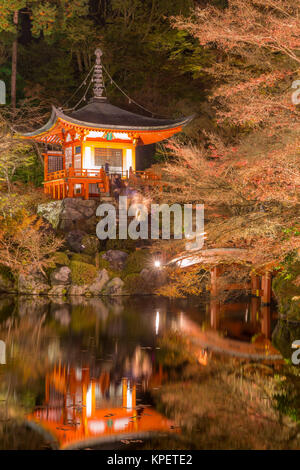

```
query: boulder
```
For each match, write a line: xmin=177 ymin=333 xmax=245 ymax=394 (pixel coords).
xmin=66 ymin=230 xmax=87 ymax=253
xmin=37 ymin=198 xmax=98 ymax=233
xmin=101 ymin=250 xmax=128 ymax=270
xmin=88 ymin=269 xmax=110 ymax=295
xmin=18 ymin=271 xmax=50 ymax=295
xmin=102 ymin=277 xmax=124 ymax=296
xmin=50 ymin=266 xmax=71 ymax=285
xmin=68 ymin=285 xmax=89 ymax=296
xmin=59 ymin=198 xmax=98 ymax=233
xmin=48 ymin=285 xmax=69 ymax=296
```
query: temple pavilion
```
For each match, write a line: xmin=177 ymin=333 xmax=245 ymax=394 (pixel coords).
xmin=21 ymin=49 xmax=193 ymax=200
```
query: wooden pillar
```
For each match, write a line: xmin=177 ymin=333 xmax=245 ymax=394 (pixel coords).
xmin=57 ymin=183 xmax=61 ymax=200
xmin=68 ymin=182 xmax=73 ymax=198
xmin=251 ymin=274 xmax=261 ymax=296
xmin=62 ymin=183 xmax=66 ymax=199
xmin=251 ymin=296 xmax=260 ymax=323
xmin=44 ymin=154 xmax=48 ymax=182
xmin=261 ymin=305 xmax=271 ymax=339
xmin=261 ymin=272 xmax=272 ymax=305
xmin=84 ymin=182 xmax=89 ymax=200
xmin=210 ymin=299 xmax=220 ymax=329
xmin=211 ymin=265 xmax=221 ymax=297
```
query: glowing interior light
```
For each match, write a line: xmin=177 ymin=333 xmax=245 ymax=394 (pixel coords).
xmin=154 ymin=260 xmax=161 ymax=268
xmin=126 ymin=383 xmax=132 ymax=409
xmin=84 ymin=146 xmax=92 ymax=168
xmin=155 ymin=311 xmax=160 ymax=335
xmin=86 ymin=384 xmax=92 ymax=417
xmin=125 ymin=148 xmax=133 ymax=172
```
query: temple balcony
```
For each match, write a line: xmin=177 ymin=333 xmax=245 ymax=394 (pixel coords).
xmin=43 ymin=167 xmax=162 ymax=200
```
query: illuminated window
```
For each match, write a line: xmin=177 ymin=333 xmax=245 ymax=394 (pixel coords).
xmin=94 ymin=147 xmax=122 ymax=168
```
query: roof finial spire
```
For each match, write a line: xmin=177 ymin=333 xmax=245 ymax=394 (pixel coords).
xmin=93 ymin=48 xmax=106 ymax=100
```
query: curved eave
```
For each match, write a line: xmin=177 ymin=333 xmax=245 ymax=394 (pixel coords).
xmin=20 ymin=107 xmax=58 ymax=139
xmin=19 ymin=105 xmax=195 ymax=145
xmin=55 ymin=107 xmax=195 ymax=132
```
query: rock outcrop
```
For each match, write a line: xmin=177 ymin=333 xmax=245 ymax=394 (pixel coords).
xmin=37 ymin=198 xmax=99 ymax=233
xmin=102 ymin=277 xmax=125 ymax=296
xmin=18 ymin=271 xmax=50 ymax=295
xmin=88 ymin=269 xmax=110 ymax=295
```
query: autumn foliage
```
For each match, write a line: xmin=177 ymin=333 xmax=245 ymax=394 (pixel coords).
xmin=152 ymin=0 xmax=300 ymax=277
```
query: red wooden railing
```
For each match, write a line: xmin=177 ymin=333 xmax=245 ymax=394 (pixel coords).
xmin=45 ymin=168 xmax=110 ymax=181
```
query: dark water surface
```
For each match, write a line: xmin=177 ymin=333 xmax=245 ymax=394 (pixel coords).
xmin=0 ymin=295 xmax=280 ymax=450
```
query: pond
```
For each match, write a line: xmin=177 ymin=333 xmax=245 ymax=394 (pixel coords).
xmin=0 ymin=294 xmax=285 ymax=450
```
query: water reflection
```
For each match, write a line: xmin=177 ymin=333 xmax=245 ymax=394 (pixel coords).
xmin=28 ymin=366 xmax=170 ymax=449
xmin=0 ymin=294 xmax=282 ymax=449
xmin=209 ymin=299 xmax=275 ymax=342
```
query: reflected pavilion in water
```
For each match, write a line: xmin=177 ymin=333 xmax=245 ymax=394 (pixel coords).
xmin=0 ymin=294 xmax=282 ymax=449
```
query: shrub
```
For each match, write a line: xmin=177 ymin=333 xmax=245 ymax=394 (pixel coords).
xmin=0 ymin=264 xmax=14 ymax=282
xmin=123 ymin=273 xmax=149 ymax=294
xmin=123 ymin=250 xmax=150 ymax=276
xmin=70 ymin=260 xmax=97 ymax=286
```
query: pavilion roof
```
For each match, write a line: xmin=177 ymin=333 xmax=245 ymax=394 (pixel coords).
xmin=20 ymin=48 xmax=194 ymax=144
xmin=21 ymin=99 xmax=194 ymax=139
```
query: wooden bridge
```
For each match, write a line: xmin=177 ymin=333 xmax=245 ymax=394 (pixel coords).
xmin=169 ymin=248 xmax=274 ymax=305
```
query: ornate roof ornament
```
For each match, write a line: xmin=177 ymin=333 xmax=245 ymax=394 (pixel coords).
xmin=93 ymin=48 xmax=106 ymax=101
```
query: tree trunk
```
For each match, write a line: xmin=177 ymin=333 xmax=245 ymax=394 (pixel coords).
xmin=33 ymin=142 xmax=44 ymax=166
xmin=83 ymin=51 xmax=89 ymax=71
xmin=11 ymin=11 xmax=19 ymax=111
xmin=76 ymin=49 xmax=83 ymax=73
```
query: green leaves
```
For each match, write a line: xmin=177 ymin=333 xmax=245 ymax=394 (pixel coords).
xmin=0 ymin=0 xmax=89 ymax=37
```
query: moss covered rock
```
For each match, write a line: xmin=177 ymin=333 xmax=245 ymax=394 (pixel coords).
xmin=53 ymin=252 xmax=70 ymax=267
xmin=70 ymin=261 xmax=98 ymax=286
xmin=71 ymin=253 xmax=95 ymax=265
xmin=102 ymin=277 xmax=124 ymax=296
xmin=81 ymin=235 xmax=100 ymax=256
